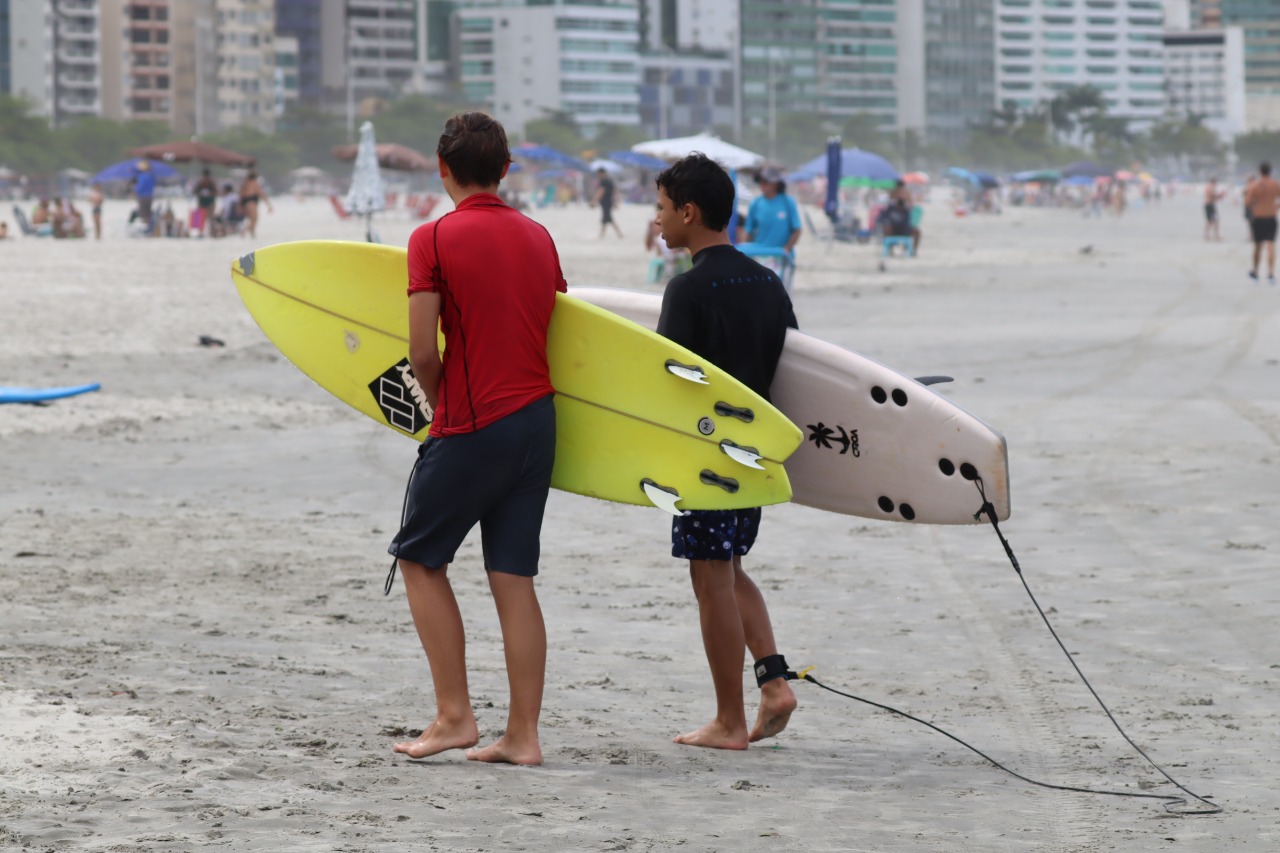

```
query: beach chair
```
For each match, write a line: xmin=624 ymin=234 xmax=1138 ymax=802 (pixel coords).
xmin=881 ymin=235 xmax=914 ymax=257
xmin=328 ymin=194 xmax=351 ymax=220
xmin=803 ymin=209 xmax=835 ymax=253
xmin=13 ymin=206 xmax=53 ymax=238
xmin=737 ymin=242 xmax=796 ymax=293
xmin=411 ymin=194 xmax=440 ymax=220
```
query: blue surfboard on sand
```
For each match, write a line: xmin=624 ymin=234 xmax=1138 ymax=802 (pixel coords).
xmin=0 ymin=383 xmax=101 ymax=404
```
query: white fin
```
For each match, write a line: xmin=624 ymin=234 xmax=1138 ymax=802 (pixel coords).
xmin=642 ymin=481 xmax=684 ymax=516
xmin=720 ymin=442 xmax=764 ymax=470
xmin=665 ymin=361 xmax=709 ymax=385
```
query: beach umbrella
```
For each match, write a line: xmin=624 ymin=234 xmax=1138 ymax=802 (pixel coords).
xmin=902 ymin=171 xmax=929 ymax=185
xmin=607 ymin=150 xmax=668 ymax=170
xmin=1009 ymin=169 xmax=1060 ymax=184
xmin=788 ymin=148 xmax=898 ymax=186
xmin=513 ymin=143 xmax=589 ymax=172
xmin=1115 ymin=169 xmax=1135 ymax=181
xmin=343 ymin=121 xmax=387 ymax=243
xmin=129 ymin=140 xmax=256 ymax=167
xmin=823 ymin=137 xmax=841 ymax=222
xmin=1062 ymin=174 xmax=1095 ymax=187
xmin=331 ymin=141 xmax=432 ymax=172
xmin=972 ymin=170 xmax=1000 ymax=189
xmin=90 ymin=158 xmax=181 ymax=185
xmin=632 ymin=132 xmax=765 ymax=171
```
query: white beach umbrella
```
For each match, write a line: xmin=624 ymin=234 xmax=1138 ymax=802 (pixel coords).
xmin=344 ymin=121 xmax=387 ymax=241
xmin=631 ymin=132 xmax=766 ymax=171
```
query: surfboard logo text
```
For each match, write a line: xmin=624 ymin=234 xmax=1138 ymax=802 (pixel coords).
xmin=807 ymin=422 xmax=860 ymax=457
xmin=369 ymin=358 xmax=433 ymax=435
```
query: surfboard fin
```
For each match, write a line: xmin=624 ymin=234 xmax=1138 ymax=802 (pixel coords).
xmin=641 ymin=479 xmax=684 ymax=515
xmin=664 ymin=359 xmax=709 ymax=385
xmin=719 ymin=440 xmax=764 ymax=470
xmin=915 ymin=375 xmax=953 ymax=386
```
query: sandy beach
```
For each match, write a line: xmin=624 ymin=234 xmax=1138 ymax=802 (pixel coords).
xmin=1 ymin=188 xmax=1278 ymax=851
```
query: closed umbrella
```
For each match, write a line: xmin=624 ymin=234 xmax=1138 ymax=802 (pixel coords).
xmin=824 ymin=137 xmax=841 ymax=222
xmin=343 ymin=121 xmax=387 ymax=243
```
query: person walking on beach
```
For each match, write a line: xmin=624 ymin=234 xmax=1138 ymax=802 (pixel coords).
xmin=194 ymin=168 xmax=218 ymax=237
xmin=387 ymin=111 xmax=564 ymax=766
xmin=1204 ymin=178 xmax=1226 ymax=242
xmin=238 ymin=170 xmax=272 ymax=239
xmin=653 ymin=153 xmax=799 ymax=750
xmin=88 ymin=183 xmax=104 ymax=241
xmin=594 ymin=167 xmax=622 ymax=239
xmin=1245 ymin=161 xmax=1280 ymax=284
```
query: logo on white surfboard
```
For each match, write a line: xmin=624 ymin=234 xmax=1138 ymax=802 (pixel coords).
xmin=369 ymin=359 xmax=433 ymax=435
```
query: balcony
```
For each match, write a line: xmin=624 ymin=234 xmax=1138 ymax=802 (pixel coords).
xmin=57 ymin=47 xmax=99 ymax=66
xmin=57 ymin=95 xmax=101 ymax=115
xmin=58 ymin=71 xmax=99 ymax=89
xmin=57 ymin=0 xmax=99 ymax=18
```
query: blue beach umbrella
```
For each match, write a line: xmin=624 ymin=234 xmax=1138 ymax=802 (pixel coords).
xmin=91 ymin=158 xmax=181 ymax=185
xmin=787 ymin=148 xmax=899 ymax=186
xmin=607 ymin=150 xmax=669 ymax=170
xmin=824 ymin=137 xmax=842 ymax=222
xmin=513 ymin=143 xmax=589 ymax=172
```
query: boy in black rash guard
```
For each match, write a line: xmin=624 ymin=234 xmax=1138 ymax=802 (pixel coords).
xmin=654 ymin=153 xmax=800 ymax=750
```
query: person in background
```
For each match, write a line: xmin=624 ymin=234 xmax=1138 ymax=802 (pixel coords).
xmin=1204 ymin=178 xmax=1226 ymax=242
xmin=0 ymin=221 xmax=9 ymax=240
xmin=133 ymin=160 xmax=156 ymax=234
xmin=238 ymin=170 xmax=272 ymax=239
xmin=88 ymin=182 xmax=104 ymax=241
xmin=193 ymin=168 xmax=218 ymax=238
xmin=1245 ymin=161 xmax=1280 ymax=284
xmin=594 ymin=167 xmax=622 ymax=239
xmin=743 ymin=168 xmax=802 ymax=291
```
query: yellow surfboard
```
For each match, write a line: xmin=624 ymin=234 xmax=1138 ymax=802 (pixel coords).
xmin=230 ymin=240 xmax=801 ymax=512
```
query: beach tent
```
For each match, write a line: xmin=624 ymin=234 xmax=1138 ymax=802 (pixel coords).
xmin=607 ymin=150 xmax=668 ymax=170
xmin=91 ymin=158 xmax=181 ymax=185
xmin=130 ymin=140 xmax=256 ymax=167
xmin=787 ymin=148 xmax=899 ymax=186
xmin=632 ymin=132 xmax=765 ymax=171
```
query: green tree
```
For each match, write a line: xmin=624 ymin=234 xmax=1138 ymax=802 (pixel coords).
xmin=1235 ymin=129 xmax=1280 ymax=171
xmin=587 ymin=123 xmax=648 ymax=157
xmin=60 ymin=116 xmax=171 ymax=170
xmin=201 ymin=125 xmax=301 ymax=187
xmin=839 ymin=113 xmax=896 ymax=160
xmin=522 ymin=110 xmax=586 ymax=156
xmin=0 ymin=96 xmax=62 ymax=173
xmin=1047 ymin=84 xmax=1106 ymax=144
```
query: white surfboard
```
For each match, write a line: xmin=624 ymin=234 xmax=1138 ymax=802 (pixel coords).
xmin=571 ymin=286 xmax=1010 ymax=524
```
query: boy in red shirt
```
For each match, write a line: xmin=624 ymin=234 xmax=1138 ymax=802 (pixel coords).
xmin=387 ymin=112 xmax=566 ymax=765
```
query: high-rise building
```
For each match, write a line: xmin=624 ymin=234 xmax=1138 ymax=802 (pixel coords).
xmin=1194 ymin=0 xmax=1280 ymax=130
xmin=52 ymin=0 xmax=104 ymax=121
xmin=170 ymin=0 xmax=218 ymax=135
xmin=922 ymin=0 xmax=996 ymax=149
xmin=275 ymin=0 xmax=325 ymax=105
xmin=1 ymin=0 xmax=11 ymax=94
xmin=995 ymin=0 xmax=1167 ymax=123
xmin=214 ymin=0 xmax=277 ymax=133
xmin=1163 ymin=26 xmax=1246 ymax=140
xmin=739 ymin=0 xmax=819 ymax=138
xmin=455 ymin=0 xmax=642 ymax=137
xmin=101 ymin=0 xmax=175 ymax=123
xmin=348 ymin=0 xmax=422 ymax=100
xmin=639 ymin=50 xmax=734 ymax=138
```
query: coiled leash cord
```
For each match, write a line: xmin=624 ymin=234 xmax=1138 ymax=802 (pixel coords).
xmin=789 ymin=475 xmax=1222 ymax=816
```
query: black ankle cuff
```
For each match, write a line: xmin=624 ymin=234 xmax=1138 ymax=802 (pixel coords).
xmin=754 ymin=654 xmax=795 ymax=688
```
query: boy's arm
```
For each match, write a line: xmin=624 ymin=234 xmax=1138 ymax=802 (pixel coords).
xmin=408 ymin=292 xmax=442 ymax=412
xmin=656 ymin=280 xmax=698 ymax=353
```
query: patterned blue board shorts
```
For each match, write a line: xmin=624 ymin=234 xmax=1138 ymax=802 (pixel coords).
xmin=671 ymin=508 xmax=762 ymax=561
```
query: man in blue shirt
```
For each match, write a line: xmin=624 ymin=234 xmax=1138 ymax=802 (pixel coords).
xmin=133 ymin=160 xmax=157 ymax=233
xmin=743 ymin=168 xmax=801 ymax=290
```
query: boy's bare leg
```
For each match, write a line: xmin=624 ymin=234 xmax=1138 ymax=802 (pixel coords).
xmin=675 ymin=559 xmax=749 ymax=750
xmin=394 ymin=560 xmax=480 ymax=758
xmin=732 ymin=557 xmax=797 ymax=742
xmin=467 ymin=571 xmax=546 ymax=765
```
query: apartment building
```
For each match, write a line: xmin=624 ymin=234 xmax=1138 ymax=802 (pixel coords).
xmin=455 ymin=0 xmax=642 ymax=137
xmin=1163 ymin=25 xmax=1245 ymax=139
xmin=215 ymin=0 xmax=277 ymax=132
xmin=1193 ymin=0 xmax=1280 ymax=130
xmin=923 ymin=0 xmax=997 ymax=149
xmin=995 ymin=0 xmax=1167 ymax=123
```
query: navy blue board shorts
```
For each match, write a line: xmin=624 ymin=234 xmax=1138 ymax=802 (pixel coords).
xmin=388 ymin=394 xmax=555 ymax=576
xmin=672 ymin=508 xmax=762 ymax=561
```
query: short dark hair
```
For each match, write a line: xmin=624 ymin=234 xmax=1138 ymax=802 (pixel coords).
xmin=1262 ymin=161 xmax=1272 ymax=177
xmin=437 ymin=111 xmax=510 ymax=188
xmin=655 ymin=153 xmax=734 ymax=232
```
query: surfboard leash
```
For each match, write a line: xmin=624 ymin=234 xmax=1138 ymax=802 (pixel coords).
xmin=781 ymin=474 xmax=1221 ymax=816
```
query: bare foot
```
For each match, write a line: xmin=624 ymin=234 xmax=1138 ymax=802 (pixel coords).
xmin=466 ymin=735 xmax=542 ymax=766
xmin=393 ymin=719 xmax=479 ymax=759
xmin=749 ymin=680 xmax=798 ymax=743
xmin=674 ymin=719 xmax=749 ymax=751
